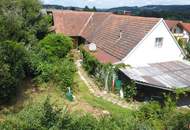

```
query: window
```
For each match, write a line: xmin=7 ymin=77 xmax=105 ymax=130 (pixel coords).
xmin=155 ymin=37 xmax=163 ymax=48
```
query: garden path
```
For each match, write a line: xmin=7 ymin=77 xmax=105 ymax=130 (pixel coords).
xmin=75 ymin=59 xmax=139 ymax=110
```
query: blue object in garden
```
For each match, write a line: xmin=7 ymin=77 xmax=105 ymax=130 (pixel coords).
xmin=66 ymin=87 xmax=73 ymax=101
xmin=115 ymin=80 xmax=122 ymax=90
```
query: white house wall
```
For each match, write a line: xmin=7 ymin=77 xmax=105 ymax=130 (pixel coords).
xmin=183 ymin=30 xmax=189 ymax=41
xmin=122 ymin=20 xmax=184 ymax=66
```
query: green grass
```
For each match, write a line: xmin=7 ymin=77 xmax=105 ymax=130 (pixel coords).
xmin=0 ymin=73 xmax=132 ymax=120
xmin=74 ymin=74 xmax=133 ymax=117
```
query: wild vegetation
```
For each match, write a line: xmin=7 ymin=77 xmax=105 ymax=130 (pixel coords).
xmin=1 ymin=0 xmax=190 ymax=130
xmin=30 ymin=33 xmax=76 ymax=92
xmin=80 ymin=47 xmax=136 ymax=100
xmin=1 ymin=96 xmax=190 ymax=130
xmin=0 ymin=0 xmax=75 ymax=104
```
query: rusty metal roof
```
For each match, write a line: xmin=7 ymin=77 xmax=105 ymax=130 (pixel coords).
xmin=121 ymin=60 xmax=190 ymax=90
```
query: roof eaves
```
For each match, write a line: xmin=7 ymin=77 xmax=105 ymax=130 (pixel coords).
xmin=135 ymin=80 xmax=174 ymax=91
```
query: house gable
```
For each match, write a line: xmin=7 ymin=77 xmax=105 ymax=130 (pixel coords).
xmin=122 ymin=19 xmax=184 ymax=66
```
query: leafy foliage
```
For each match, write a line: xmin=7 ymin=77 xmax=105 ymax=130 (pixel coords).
xmin=37 ymin=33 xmax=73 ymax=60
xmin=0 ymin=41 xmax=29 ymax=104
xmin=81 ymin=47 xmax=136 ymax=99
xmin=1 ymin=98 xmax=190 ymax=130
xmin=123 ymin=81 xmax=137 ymax=100
xmin=30 ymin=34 xmax=76 ymax=92
xmin=0 ymin=61 xmax=17 ymax=104
xmin=0 ymin=0 xmax=50 ymax=46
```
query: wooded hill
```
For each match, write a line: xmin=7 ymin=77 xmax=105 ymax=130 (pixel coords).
xmin=43 ymin=4 xmax=190 ymax=22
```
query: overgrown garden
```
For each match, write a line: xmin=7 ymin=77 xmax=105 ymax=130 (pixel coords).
xmin=1 ymin=0 xmax=190 ymax=129
xmin=0 ymin=0 xmax=76 ymax=104
xmin=80 ymin=46 xmax=136 ymax=100
xmin=1 ymin=96 xmax=190 ymax=130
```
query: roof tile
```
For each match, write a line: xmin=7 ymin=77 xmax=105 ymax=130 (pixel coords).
xmin=53 ymin=11 xmax=161 ymax=63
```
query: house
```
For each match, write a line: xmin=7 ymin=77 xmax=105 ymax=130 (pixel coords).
xmin=165 ymin=20 xmax=190 ymax=43
xmin=52 ymin=11 xmax=190 ymax=100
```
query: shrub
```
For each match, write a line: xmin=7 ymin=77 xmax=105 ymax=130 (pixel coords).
xmin=166 ymin=111 xmax=190 ymax=130
xmin=0 ymin=61 xmax=17 ymax=104
xmin=38 ymin=33 xmax=73 ymax=61
xmin=30 ymin=34 xmax=76 ymax=92
xmin=80 ymin=47 xmax=102 ymax=75
xmin=1 ymin=99 xmax=190 ymax=130
xmin=41 ymin=97 xmax=60 ymax=129
xmin=0 ymin=41 xmax=29 ymax=104
xmin=52 ymin=59 xmax=76 ymax=91
xmin=70 ymin=115 xmax=98 ymax=130
xmin=0 ymin=41 xmax=28 ymax=80
xmin=123 ymin=81 xmax=137 ymax=100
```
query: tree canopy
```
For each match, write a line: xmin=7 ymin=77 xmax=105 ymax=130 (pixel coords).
xmin=0 ymin=0 xmax=50 ymax=46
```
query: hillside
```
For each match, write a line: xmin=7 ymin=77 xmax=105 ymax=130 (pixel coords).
xmin=108 ymin=5 xmax=190 ymax=22
xmin=43 ymin=4 xmax=190 ymax=22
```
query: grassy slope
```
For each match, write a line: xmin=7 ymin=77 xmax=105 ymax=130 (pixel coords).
xmin=74 ymin=74 xmax=132 ymax=117
xmin=0 ymin=73 xmax=132 ymax=120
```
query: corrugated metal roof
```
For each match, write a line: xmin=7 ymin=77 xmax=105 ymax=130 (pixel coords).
xmin=121 ymin=61 xmax=190 ymax=90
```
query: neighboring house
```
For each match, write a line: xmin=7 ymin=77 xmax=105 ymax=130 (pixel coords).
xmin=165 ymin=20 xmax=190 ymax=43
xmin=52 ymin=10 xmax=190 ymax=94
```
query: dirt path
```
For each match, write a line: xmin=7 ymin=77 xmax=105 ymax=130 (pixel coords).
xmin=75 ymin=59 xmax=139 ymax=110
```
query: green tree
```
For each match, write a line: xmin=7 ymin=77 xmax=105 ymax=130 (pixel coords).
xmin=41 ymin=97 xmax=59 ymax=128
xmin=0 ymin=41 xmax=29 ymax=104
xmin=31 ymin=34 xmax=75 ymax=92
xmin=83 ymin=6 xmax=90 ymax=11
xmin=0 ymin=61 xmax=17 ymax=104
xmin=37 ymin=33 xmax=73 ymax=61
xmin=92 ymin=6 xmax=97 ymax=12
xmin=0 ymin=0 xmax=50 ymax=46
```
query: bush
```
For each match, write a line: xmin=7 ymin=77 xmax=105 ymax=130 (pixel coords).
xmin=1 ymin=99 xmax=190 ymax=130
xmin=70 ymin=115 xmax=98 ymax=130
xmin=30 ymin=34 xmax=76 ymax=92
xmin=52 ymin=59 xmax=76 ymax=91
xmin=0 ymin=41 xmax=29 ymax=80
xmin=166 ymin=111 xmax=190 ymax=130
xmin=123 ymin=81 xmax=137 ymax=100
xmin=0 ymin=61 xmax=17 ymax=104
xmin=0 ymin=41 xmax=29 ymax=104
xmin=80 ymin=47 xmax=102 ymax=75
xmin=38 ymin=33 xmax=73 ymax=61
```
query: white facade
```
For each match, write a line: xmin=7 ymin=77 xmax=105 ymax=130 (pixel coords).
xmin=173 ymin=28 xmax=189 ymax=43
xmin=122 ymin=19 xmax=185 ymax=67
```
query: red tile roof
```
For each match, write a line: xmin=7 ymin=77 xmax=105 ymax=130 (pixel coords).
xmin=165 ymin=20 xmax=181 ymax=29
xmin=53 ymin=10 xmax=92 ymax=36
xmin=53 ymin=11 xmax=161 ymax=63
xmin=91 ymin=15 xmax=160 ymax=60
xmin=181 ymin=23 xmax=190 ymax=33
xmin=84 ymin=45 xmax=119 ymax=64
xmin=165 ymin=20 xmax=190 ymax=33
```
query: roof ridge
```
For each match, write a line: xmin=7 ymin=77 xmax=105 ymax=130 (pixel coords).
xmin=79 ymin=12 xmax=94 ymax=36
xmin=90 ymin=14 xmax=112 ymax=41
xmin=111 ymin=14 xmax=161 ymax=20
